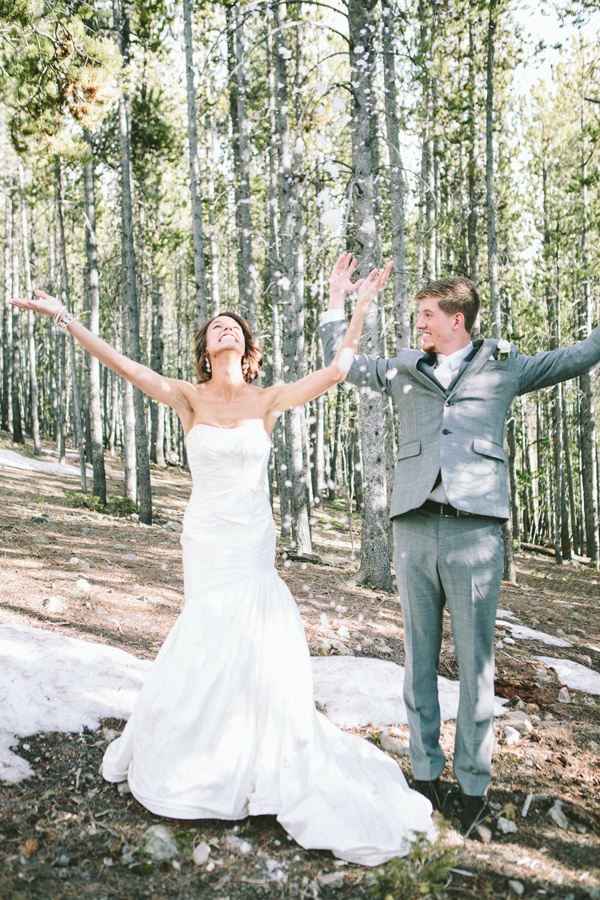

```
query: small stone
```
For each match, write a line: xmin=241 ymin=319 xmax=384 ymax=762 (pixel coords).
xmin=143 ymin=825 xmax=179 ymax=860
xmin=166 ymin=520 xmax=182 ymax=533
xmin=508 ymin=880 xmax=524 ymax=896
xmin=122 ymin=553 xmax=138 ymax=561
xmin=548 ymin=799 xmax=569 ymax=830
xmin=76 ymin=579 xmax=92 ymax=594
xmin=503 ymin=712 xmax=534 ymax=734
xmin=68 ymin=557 xmax=80 ymax=565
xmin=588 ymin=740 xmax=599 ymax=752
xmin=121 ymin=845 xmax=135 ymax=865
xmin=117 ymin=781 xmax=131 ymax=795
xmin=205 ymin=860 xmax=215 ymax=872
xmin=192 ymin=842 xmax=211 ymax=866
xmin=497 ymin=816 xmax=518 ymax=834
xmin=225 ymin=834 xmax=252 ymax=854
xmin=266 ymin=858 xmax=288 ymax=883
xmin=43 ymin=596 xmax=65 ymax=613
xmin=558 ymin=687 xmax=571 ymax=703
xmin=318 ymin=872 xmax=344 ymax=888
xmin=380 ymin=728 xmax=409 ymax=757
xmin=504 ymin=725 xmax=521 ymax=746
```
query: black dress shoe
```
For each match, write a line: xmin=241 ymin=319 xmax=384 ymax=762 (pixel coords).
xmin=460 ymin=793 xmax=495 ymax=842
xmin=413 ymin=778 xmax=447 ymax=812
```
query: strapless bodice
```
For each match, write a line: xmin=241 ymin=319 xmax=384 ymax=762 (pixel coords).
xmin=185 ymin=420 xmax=272 ymax=525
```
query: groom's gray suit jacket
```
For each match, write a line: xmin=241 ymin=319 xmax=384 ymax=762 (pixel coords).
xmin=319 ymin=321 xmax=600 ymax=521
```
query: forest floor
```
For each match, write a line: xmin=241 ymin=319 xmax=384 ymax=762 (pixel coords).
xmin=1 ymin=430 xmax=599 ymax=900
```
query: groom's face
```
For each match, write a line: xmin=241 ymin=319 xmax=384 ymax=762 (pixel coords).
xmin=416 ymin=297 xmax=458 ymax=354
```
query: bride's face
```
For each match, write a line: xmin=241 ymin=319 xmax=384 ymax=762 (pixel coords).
xmin=206 ymin=316 xmax=246 ymax=363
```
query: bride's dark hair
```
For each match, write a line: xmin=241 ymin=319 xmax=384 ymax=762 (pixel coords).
xmin=194 ymin=311 xmax=262 ymax=384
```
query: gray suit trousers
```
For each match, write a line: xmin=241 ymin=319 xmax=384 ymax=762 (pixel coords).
xmin=393 ymin=508 xmax=503 ymax=796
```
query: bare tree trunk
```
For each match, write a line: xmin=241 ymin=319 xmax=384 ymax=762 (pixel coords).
xmin=18 ymin=163 xmax=41 ymax=453
xmin=182 ymin=0 xmax=208 ymax=326
xmin=273 ymin=0 xmax=311 ymax=554
xmin=150 ymin=275 xmax=166 ymax=467
xmin=55 ymin=159 xmax=87 ymax=491
xmin=227 ymin=3 xmax=258 ymax=333
xmin=3 ymin=184 xmax=13 ymax=433
xmin=467 ymin=19 xmax=480 ymax=291
xmin=485 ymin=0 xmax=501 ymax=340
xmin=347 ymin=0 xmax=393 ymax=591
xmin=83 ymin=134 xmax=107 ymax=503
xmin=381 ymin=2 xmax=409 ymax=351
xmin=485 ymin=0 xmax=514 ymax=580
xmin=115 ymin=0 xmax=152 ymax=524
xmin=11 ymin=188 xmax=24 ymax=445
xmin=578 ymin=101 xmax=599 ymax=565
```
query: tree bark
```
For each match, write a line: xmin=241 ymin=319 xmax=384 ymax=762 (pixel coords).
xmin=83 ymin=134 xmax=107 ymax=503
xmin=55 ymin=158 xmax=87 ymax=491
xmin=3 ymin=184 xmax=13 ymax=433
xmin=150 ymin=275 xmax=166 ymax=467
xmin=182 ymin=0 xmax=208 ymax=326
xmin=115 ymin=0 xmax=152 ymax=524
xmin=11 ymin=188 xmax=24 ymax=445
xmin=273 ymin=0 xmax=311 ymax=554
xmin=485 ymin=0 xmax=501 ymax=339
xmin=18 ymin=163 xmax=41 ymax=453
xmin=381 ymin=3 xmax=409 ymax=351
xmin=347 ymin=0 xmax=393 ymax=591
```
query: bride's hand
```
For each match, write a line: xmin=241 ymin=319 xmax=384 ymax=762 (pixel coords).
xmin=355 ymin=261 xmax=393 ymax=306
xmin=329 ymin=251 xmax=365 ymax=300
xmin=10 ymin=289 xmax=62 ymax=318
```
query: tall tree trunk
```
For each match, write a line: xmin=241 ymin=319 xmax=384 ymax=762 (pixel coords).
xmin=227 ymin=4 xmax=258 ymax=333
xmin=347 ymin=0 xmax=393 ymax=591
xmin=467 ymin=19 xmax=480 ymax=291
xmin=273 ymin=0 xmax=311 ymax=554
xmin=381 ymin=2 xmax=409 ymax=351
xmin=115 ymin=0 xmax=152 ymax=524
xmin=485 ymin=0 xmax=501 ymax=340
xmin=578 ymin=102 xmax=599 ymax=565
xmin=55 ymin=159 xmax=87 ymax=491
xmin=11 ymin=188 xmax=24 ymax=445
xmin=3 ymin=185 xmax=13 ymax=433
xmin=182 ymin=0 xmax=208 ymax=326
xmin=83 ymin=133 xmax=107 ymax=503
xmin=485 ymin=0 xmax=514 ymax=580
xmin=150 ymin=275 xmax=166 ymax=467
xmin=18 ymin=163 xmax=41 ymax=453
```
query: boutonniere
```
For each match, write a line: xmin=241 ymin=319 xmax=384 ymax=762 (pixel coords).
xmin=496 ymin=339 xmax=511 ymax=360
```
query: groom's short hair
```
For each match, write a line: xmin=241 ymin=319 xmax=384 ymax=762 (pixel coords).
xmin=415 ymin=277 xmax=480 ymax=335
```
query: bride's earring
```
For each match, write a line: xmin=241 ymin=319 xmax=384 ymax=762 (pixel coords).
xmin=205 ymin=355 xmax=211 ymax=373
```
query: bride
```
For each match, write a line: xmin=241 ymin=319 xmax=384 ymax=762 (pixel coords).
xmin=10 ymin=253 xmax=434 ymax=866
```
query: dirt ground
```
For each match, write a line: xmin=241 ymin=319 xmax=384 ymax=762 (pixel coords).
xmin=1 ymin=431 xmax=599 ymax=900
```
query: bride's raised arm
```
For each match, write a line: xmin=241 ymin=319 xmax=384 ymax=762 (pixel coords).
xmin=264 ymin=253 xmax=391 ymax=417
xmin=9 ymin=290 xmax=195 ymax=419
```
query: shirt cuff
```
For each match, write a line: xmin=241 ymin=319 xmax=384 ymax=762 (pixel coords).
xmin=321 ymin=309 xmax=345 ymax=324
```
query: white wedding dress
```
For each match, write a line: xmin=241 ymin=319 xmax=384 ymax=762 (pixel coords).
xmin=101 ymin=420 xmax=434 ymax=865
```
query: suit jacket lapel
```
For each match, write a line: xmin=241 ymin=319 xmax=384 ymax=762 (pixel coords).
xmin=447 ymin=339 xmax=495 ymax=398
xmin=414 ymin=353 xmax=446 ymax=396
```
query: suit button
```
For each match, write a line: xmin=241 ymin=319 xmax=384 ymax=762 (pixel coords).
xmin=442 ymin=428 xmax=451 ymax=435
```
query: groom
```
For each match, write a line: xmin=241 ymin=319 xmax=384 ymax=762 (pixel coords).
xmin=320 ymin=265 xmax=600 ymax=841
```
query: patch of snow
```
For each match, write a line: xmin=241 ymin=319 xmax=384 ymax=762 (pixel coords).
xmin=496 ymin=609 xmax=516 ymax=619
xmin=310 ymin=656 xmax=507 ymax=727
xmin=536 ymin=657 xmax=600 ymax=696
xmin=0 ymin=448 xmax=97 ymax=478
xmin=0 ymin=624 xmax=150 ymax=782
xmin=499 ymin=621 xmax=571 ymax=648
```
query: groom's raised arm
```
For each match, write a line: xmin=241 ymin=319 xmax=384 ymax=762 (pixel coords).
xmin=318 ymin=314 xmax=397 ymax=395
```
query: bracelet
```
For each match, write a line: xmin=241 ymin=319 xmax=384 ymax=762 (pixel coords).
xmin=53 ymin=305 xmax=76 ymax=333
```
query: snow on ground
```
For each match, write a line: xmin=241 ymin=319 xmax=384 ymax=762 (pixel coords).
xmin=0 ymin=624 xmax=150 ymax=782
xmin=0 ymin=448 xmax=94 ymax=478
xmin=311 ymin=656 xmax=508 ymax=727
xmin=497 ymin=620 xmax=571 ymax=648
xmin=1 ymin=624 xmax=512 ymax=782
xmin=496 ymin=609 xmax=516 ymax=618
xmin=536 ymin=657 xmax=600 ymax=696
